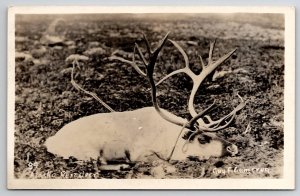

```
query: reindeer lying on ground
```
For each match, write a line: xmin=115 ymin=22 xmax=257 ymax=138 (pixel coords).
xmin=45 ymin=32 xmax=245 ymax=169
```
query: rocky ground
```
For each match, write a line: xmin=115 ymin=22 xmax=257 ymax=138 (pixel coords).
xmin=14 ymin=13 xmax=284 ymax=179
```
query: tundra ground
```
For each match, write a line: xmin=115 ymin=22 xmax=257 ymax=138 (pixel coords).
xmin=14 ymin=14 xmax=284 ymax=179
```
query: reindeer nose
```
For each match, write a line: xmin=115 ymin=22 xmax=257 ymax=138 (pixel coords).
xmin=226 ymin=145 xmax=239 ymax=156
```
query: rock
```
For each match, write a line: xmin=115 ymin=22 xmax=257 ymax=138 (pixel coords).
xmin=164 ymin=164 xmax=177 ymax=174
xmin=109 ymin=32 xmax=121 ymax=37
xmin=207 ymin=84 xmax=220 ymax=90
xmin=151 ymin=160 xmax=177 ymax=177
xmin=65 ymin=54 xmax=89 ymax=63
xmin=270 ymin=119 xmax=284 ymax=129
xmin=65 ymin=40 xmax=75 ymax=46
xmin=34 ymin=59 xmax=49 ymax=66
xmin=53 ymin=46 xmax=63 ymax=50
xmin=32 ymin=59 xmax=41 ymax=65
xmin=41 ymin=34 xmax=64 ymax=45
xmin=233 ymin=68 xmax=249 ymax=74
xmin=60 ymin=67 xmax=73 ymax=75
xmin=111 ymin=49 xmax=133 ymax=59
xmin=15 ymin=52 xmax=33 ymax=62
xmin=187 ymin=40 xmax=198 ymax=46
xmin=88 ymin=41 xmax=100 ymax=48
xmin=83 ymin=47 xmax=106 ymax=56
xmin=15 ymin=36 xmax=28 ymax=43
xmin=68 ymin=45 xmax=77 ymax=50
xmin=212 ymin=70 xmax=232 ymax=81
xmin=151 ymin=165 xmax=165 ymax=178
xmin=31 ymin=46 xmax=47 ymax=58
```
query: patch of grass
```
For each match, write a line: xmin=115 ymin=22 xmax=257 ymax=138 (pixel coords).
xmin=14 ymin=14 xmax=284 ymax=179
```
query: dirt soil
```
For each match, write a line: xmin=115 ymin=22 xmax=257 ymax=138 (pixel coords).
xmin=14 ymin=13 xmax=284 ymax=179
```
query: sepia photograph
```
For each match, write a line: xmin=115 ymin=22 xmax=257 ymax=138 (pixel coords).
xmin=7 ymin=6 xmax=295 ymax=189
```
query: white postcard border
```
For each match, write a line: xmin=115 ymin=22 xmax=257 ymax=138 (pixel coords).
xmin=7 ymin=6 xmax=295 ymax=189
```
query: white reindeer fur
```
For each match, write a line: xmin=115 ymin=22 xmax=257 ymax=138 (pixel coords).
xmin=45 ymin=107 xmax=226 ymax=162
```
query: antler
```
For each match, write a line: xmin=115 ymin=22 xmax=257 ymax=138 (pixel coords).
xmin=110 ymin=33 xmax=246 ymax=133
xmin=110 ymin=32 xmax=187 ymax=127
xmin=70 ymin=57 xmax=115 ymax=112
xmin=156 ymin=39 xmax=246 ymax=132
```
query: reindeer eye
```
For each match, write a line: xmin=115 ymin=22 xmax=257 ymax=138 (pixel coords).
xmin=197 ymin=135 xmax=209 ymax=144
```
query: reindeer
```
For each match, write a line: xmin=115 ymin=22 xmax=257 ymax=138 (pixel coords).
xmin=45 ymin=32 xmax=245 ymax=168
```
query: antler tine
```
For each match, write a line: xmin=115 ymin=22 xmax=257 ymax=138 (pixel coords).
xmin=207 ymin=47 xmax=237 ymax=76
xmin=156 ymin=68 xmax=190 ymax=86
xmin=151 ymin=32 xmax=170 ymax=63
xmin=197 ymin=52 xmax=206 ymax=70
xmin=169 ymin=39 xmax=190 ymax=69
xmin=134 ymin=43 xmax=148 ymax=66
xmin=185 ymin=100 xmax=216 ymax=129
xmin=109 ymin=46 xmax=147 ymax=77
xmin=189 ymin=94 xmax=246 ymax=132
xmin=142 ymin=32 xmax=152 ymax=54
xmin=155 ymin=39 xmax=196 ymax=86
xmin=208 ymin=40 xmax=216 ymax=65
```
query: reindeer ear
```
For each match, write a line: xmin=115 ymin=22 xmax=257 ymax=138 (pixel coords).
xmin=182 ymin=131 xmax=193 ymax=140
